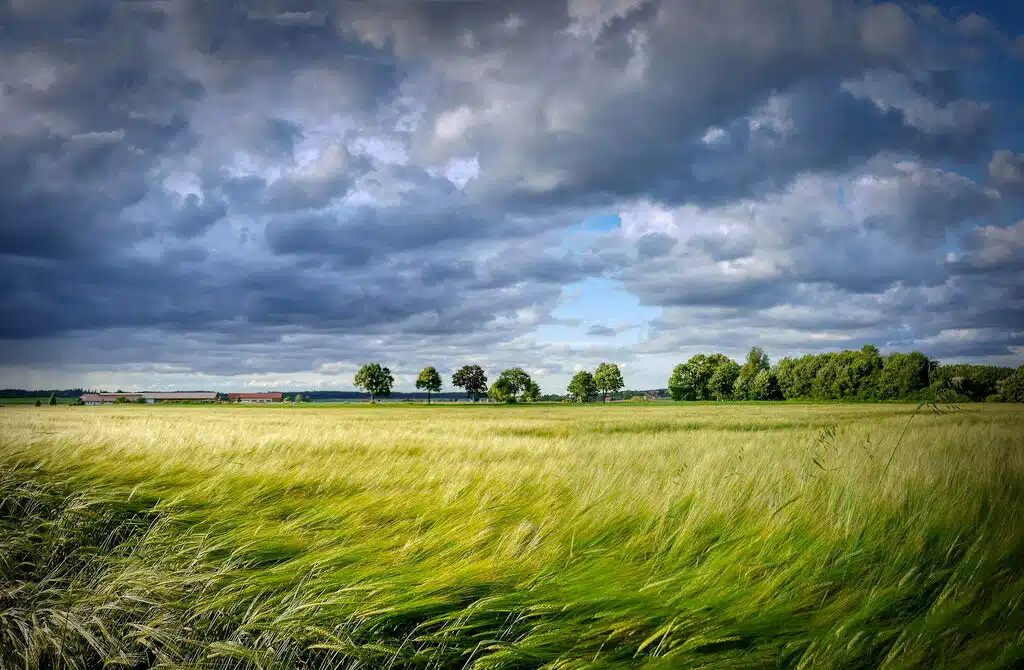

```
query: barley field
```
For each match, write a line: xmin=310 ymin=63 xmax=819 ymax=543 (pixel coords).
xmin=1 ymin=402 xmax=1023 ymax=668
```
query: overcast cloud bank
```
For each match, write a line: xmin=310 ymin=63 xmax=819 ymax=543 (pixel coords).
xmin=1 ymin=0 xmax=1022 ymax=392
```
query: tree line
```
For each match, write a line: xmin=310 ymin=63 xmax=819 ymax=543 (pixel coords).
xmin=355 ymin=347 xmax=1024 ymax=404
xmin=669 ymin=346 xmax=1024 ymax=403
xmin=354 ymin=363 xmax=546 ymax=404
xmin=353 ymin=362 xmax=622 ymax=404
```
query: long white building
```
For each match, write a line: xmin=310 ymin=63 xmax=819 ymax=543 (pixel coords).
xmin=80 ymin=392 xmax=218 ymax=405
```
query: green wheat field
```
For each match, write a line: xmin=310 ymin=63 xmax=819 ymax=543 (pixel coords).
xmin=1 ymin=402 xmax=1023 ymax=668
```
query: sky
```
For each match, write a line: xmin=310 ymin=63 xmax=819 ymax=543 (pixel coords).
xmin=1 ymin=0 xmax=1023 ymax=393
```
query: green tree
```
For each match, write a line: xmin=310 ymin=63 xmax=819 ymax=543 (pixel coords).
xmin=135 ymin=397 xmax=147 ymax=404
xmin=668 ymin=357 xmax=702 ymax=401
xmin=772 ymin=357 xmax=797 ymax=399
xmin=354 ymin=363 xmax=394 ymax=403
xmin=734 ymin=347 xmax=770 ymax=400
xmin=294 ymin=394 xmax=303 ymax=403
xmin=878 ymin=352 xmax=931 ymax=399
xmin=488 ymin=377 xmax=516 ymax=403
xmin=750 ymin=369 xmax=783 ymax=400
xmin=671 ymin=353 xmax=742 ymax=401
xmin=776 ymin=354 xmax=820 ymax=399
xmin=452 ymin=365 xmax=488 ymax=402
xmin=1000 ymin=365 xmax=1024 ymax=403
xmin=707 ymin=354 xmax=740 ymax=400
xmin=670 ymin=354 xmax=739 ymax=401
xmin=811 ymin=352 xmax=843 ymax=399
xmin=567 ymin=371 xmax=598 ymax=403
xmin=415 ymin=366 xmax=443 ymax=403
xmin=488 ymin=367 xmax=537 ymax=404
xmin=767 ymin=347 xmax=1017 ymax=402
xmin=932 ymin=363 xmax=1015 ymax=401
xmin=593 ymin=362 xmax=624 ymax=400
xmin=853 ymin=345 xmax=884 ymax=399
xmin=48 ymin=392 xmax=57 ymax=406
xmin=34 ymin=399 xmax=41 ymax=407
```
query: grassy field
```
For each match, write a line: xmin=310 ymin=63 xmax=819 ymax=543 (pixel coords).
xmin=0 ymin=395 xmax=77 ymax=405
xmin=1 ymin=403 xmax=1023 ymax=668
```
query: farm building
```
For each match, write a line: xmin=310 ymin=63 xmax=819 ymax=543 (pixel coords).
xmin=141 ymin=392 xmax=218 ymax=403
xmin=79 ymin=392 xmax=218 ymax=405
xmin=228 ymin=392 xmax=283 ymax=403
xmin=81 ymin=393 xmax=143 ymax=405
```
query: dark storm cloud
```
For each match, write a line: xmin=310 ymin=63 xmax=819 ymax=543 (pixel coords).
xmin=401 ymin=0 xmax=991 ymax=208
xmin=0 ymin=242 xmax=573 ymax=345
xmin=0 ymin=130 xmax=179 ymax=259
xmin=494 ymin=80 xmax=991 ymax=210
xmin=170 ymin=195 xmax=229 ymax=239
xmin=635 ymin=233 xmax=676 ymax=259
xmin=262 ymin=205 xmax=492 ymax=261
xmin=0 ymin=0 xmax=1021 ymax=386
xmin=0 ymin=2 xmax=202 ymax=268
xmin=250 ymin=118 xmax=306 ymax=159
xmin=916 ymin=334 xmax=1024 ymax=360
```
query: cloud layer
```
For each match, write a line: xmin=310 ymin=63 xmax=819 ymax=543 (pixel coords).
xmin=2 ymin=0 xmax=1022 ymax=391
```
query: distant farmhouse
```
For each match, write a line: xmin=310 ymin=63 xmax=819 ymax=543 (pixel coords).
xmin=229 ymin=392 xmax=283 ymax=403
xmin=80 ymin=392 xmax=218 ymax=405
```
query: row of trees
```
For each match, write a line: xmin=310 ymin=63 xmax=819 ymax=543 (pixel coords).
xmin=669 ymin=346 xmax=1024 ymax=403
xmin=353 ymin=363 xmax=541 ymax=404
xmin=354 ymin=362 xmax=629 ymax=404
xmin=668 ymin=348 xmax=785 ymax=401
xmin=567 ymin=363 xmax=625 ymax=402
xmin=353 ymin=349 xmax=1024 ymax=405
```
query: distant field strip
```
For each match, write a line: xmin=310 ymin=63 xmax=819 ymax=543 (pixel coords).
xmin=1 ymin=404 xmax=1023 ymax=668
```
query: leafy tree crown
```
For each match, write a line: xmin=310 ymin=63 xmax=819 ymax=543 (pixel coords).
xmin=593 ymin=362 xmax=624 ymax=395
xmin=354 ymin=363 xmax=395 ymax=400
xmin=415 ymin=366 xmax=443 ymax=394
xmin=452 ymin=365 xmax=488 ymax=399
xmin=567 ymin=371 xmax=598 ymax=403
xmin=489 ymin=367 xmax=539 ymax=403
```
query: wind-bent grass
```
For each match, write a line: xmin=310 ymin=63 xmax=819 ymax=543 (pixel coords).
xmin=1 ymin=403 xmax=1023 ymax=668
